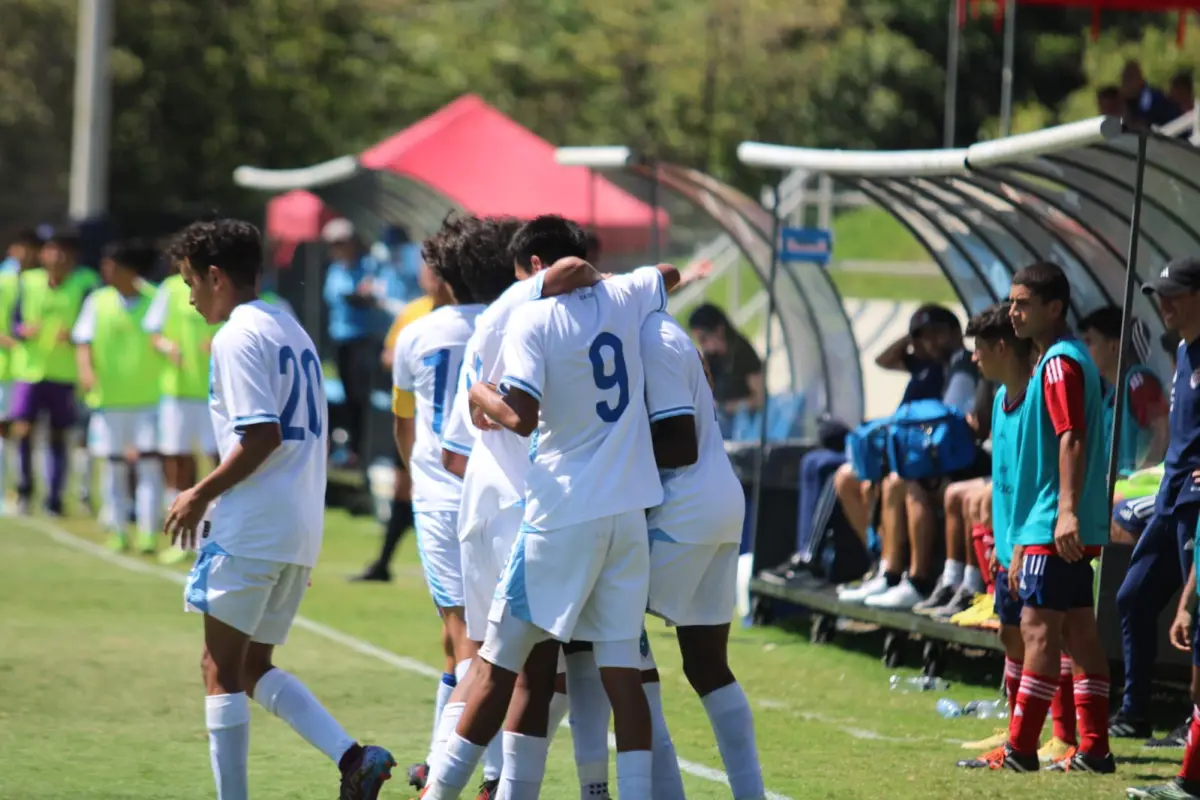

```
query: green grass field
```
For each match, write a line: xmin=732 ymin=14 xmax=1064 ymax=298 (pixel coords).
xmin=0 ymin=509 xmax=1183 ymax=798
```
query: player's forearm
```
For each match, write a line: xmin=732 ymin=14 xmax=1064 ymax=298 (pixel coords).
xmin=393 ymin=416 xmax=415 ymax=469
xmin=1057 ymin=431 xmax=1085 ymax=516
xmin=75 ymin=344 xmax=94 ymax=384
xmin=468 ymin=383 xmax=531 ymax=436
xmin=193 ymin=425 xmax=282 ymax=503
xmin=875 ymin=336 xmax=911 ymax=371
xmin=1181 ymin=564 xmax=1198 ymax=614
xmin=540 ymin=257 xmax=601 ymax=297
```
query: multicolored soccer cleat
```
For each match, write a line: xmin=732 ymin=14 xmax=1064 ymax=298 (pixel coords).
xmin=1043 ymin=746 xmax=1115 ymax=774
xmin=339 ymin=744 xmax=396 ymax=800
xmin=407 ymin=761 xmax=430 ymax=790
xmin=476 ymin=778 xmax=500 ymax=799
xmin=956 ymin=743 xmax=1039 ymax=772
xmin=1128 ymin=780 xmax=1200 ymax=799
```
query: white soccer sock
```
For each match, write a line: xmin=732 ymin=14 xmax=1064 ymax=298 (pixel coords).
xmin=701 ymin=682 xmax=765 ymax=799
xmin=643 ymin=681 xmax=686 ymax=799
xmin=962 ymin=565 xmax=986 ymax=594
xmin=206 ymin=693 xmax=250 ymax=800
xmin=103 ymin=459 xmax=127 ymax=531
xmin=429 ymin=672 xmax=457 ymax=763
xmin=430 ymin=701 xmax=466 ymax=773
xmin=496 ymin=732 xmax=548 ymax=799
xmin=252 ymin=668 xmax=356 ymax=763
xmin=940 ymin=559 xmax=965 ymax=589
xmin=615 ymin=750 xmax=652 ymax=800
xmin=454 ymin=658 xmax=472 ymax=683
xmin=135 ymin=458 xmax=163 ymax=534
xmin=565 ymin=651 xmax=611 ymax=796
xmin=74 ymin=446 xmax=92 ymax=495
xmin=546 ymin=689 xmax=570 ymax=745
xmin=425 ymin=732 xmax=484 ymax=799
xmin=482 ymin=731 xmax=504 ymax=781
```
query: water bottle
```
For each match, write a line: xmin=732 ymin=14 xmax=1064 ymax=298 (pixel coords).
xmin=975 ymin=699 xmax=1008 ymax=719
xmin=936 ymin=698 xmax=963 ymax=718
xmin=889 ymin=675 xmax=952 ymax=693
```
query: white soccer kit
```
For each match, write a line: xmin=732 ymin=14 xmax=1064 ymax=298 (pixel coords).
xmin=392 ymin=303 xmax=484 ymax=608
xmin=442 ymin=277 xmax=542 ymax=641
xmin=72 ymin=292 xmax=158 ymax=457
xmin=641 ymin=312 xmax=746 ymax=627
xmin=490 ymin=267 xmax=666 ymax=645
xmin=183 ymin=300 xmax=328 ymax=645
xmin=142 ymin=285 xmax=217 ymax=456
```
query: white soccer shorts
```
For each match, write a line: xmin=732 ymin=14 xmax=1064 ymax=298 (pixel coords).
xmin=158 ymin=396 xmax=217 ymax=456
xmin=462 ymin=504 xmax=523 ymax=642
xmin=647 ymin=537 xmax=739 ymax=627
xmin=489 ymin=509 xmax=650 ymax=643
xmin=415 ymin=509 xmax=464 ymax=609
xmin=184 ymin=543 xmax=310 ymax=646
xmin=87 ymin=408 xmax=158 ymax=458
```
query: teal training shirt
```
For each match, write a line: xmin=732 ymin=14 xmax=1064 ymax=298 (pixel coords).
xmin=990 ymin=385 xmax=1026 ymax=568
xmin=1012 ymin=338 xmax=1109 ymax=548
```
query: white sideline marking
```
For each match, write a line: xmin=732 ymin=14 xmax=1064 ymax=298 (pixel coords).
xmin=17 ymin=517 xmax=794 ymax=800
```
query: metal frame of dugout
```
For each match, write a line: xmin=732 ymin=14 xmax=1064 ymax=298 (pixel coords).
xmin=736 ymin=117 xmax=1200 ymax=679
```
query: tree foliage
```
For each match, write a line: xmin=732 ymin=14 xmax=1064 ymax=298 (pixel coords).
xmin=0 ymin=0 xmax=1193 ymax=229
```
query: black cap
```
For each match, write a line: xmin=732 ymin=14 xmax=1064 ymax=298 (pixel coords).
xmin=1143 ymin=255 xmax=1200 ymax=297
xmin=909 ymin=304 xmax=959 ymax=336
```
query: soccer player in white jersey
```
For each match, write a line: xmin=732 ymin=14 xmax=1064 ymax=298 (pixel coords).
xmin=162 ymin=219 xmax=396 ymax=800
xmin=641 ymin=310 xmax=766 ymax=799
xmin=422 ymin=215 xmax=679 ymax=800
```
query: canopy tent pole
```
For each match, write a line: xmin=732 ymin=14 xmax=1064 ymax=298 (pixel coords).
xmin=745 ymin=177 xmax=784 ymax=578
xmin=998 ymin=0 xmax=1017 ymax=138
xmin=944 ymin=0 xmax=961 ymax=148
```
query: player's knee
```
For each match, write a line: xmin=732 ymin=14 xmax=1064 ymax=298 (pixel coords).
xmin=1020 ymin=614 xmax=1054 ymax=653
xmin=944 ymin=484 xmax=964 ymax=514
xmin=680 ymin=648 xmax=733 ymax=696
xmin=833 ymin=464 xmax=857 ymax=499
xmin=881 ymin=472 xmax=905 ymax=505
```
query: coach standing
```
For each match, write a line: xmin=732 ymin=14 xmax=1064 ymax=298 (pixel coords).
xmin=1113 ymin=256 xmax=1200 ymax=739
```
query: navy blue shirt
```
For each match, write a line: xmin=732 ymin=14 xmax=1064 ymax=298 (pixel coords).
xmin=901 ymin=355 xmax=944 ymax=406
xmin=1158 ymin=338 xmax=1200 ymax=513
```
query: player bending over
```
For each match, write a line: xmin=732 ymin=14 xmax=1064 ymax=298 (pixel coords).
xmin=421 ymin=220 xmax=678 ymax=799
xmin=164 ymin=219 xmax=395 ymax=800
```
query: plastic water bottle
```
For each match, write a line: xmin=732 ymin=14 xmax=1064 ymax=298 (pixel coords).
xmin=889 ymin=675 xmax=952 ymax=693
xmin=936 ymin=698 xmax=963 ymax=718
xmin=974 ymin=699 xmax=1009 ymax=719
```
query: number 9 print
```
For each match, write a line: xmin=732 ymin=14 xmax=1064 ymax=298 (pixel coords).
xmin=589 ymin=333 xmax=628 ymax=422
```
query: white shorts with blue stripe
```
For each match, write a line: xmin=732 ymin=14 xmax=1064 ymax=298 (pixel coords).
xmin=415 ymin=509 xmax=464 ymax=608
xmin=183 ymin=542 xmax=310 ymax=646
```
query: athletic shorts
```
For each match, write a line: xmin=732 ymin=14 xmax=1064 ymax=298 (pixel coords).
xmin=415 ymin=509 xmax=463 ymax=609
xmin=490 ymin=509 xmax=650 ymax=643
xmin=1017 ymin=552 xmax=1095 ymax=612
xmin=184 ymin=543 xmax=310 ymax=646
xmin=462 ymin=504 xmax=522 ymax=642
xmin=1113 ymin=495 xmax=1157 ymax=538
xmin=993 ymin=568 xmax=1023 ymax=627
xmin=158 ymin=396 xmax=216 ymax=456
xmin=646 ymin=535 xmax=738 ymax=627
xmin=88 ymin=408 xmax=158 ymax=458
xmin=9 ymin=380 xmax=76 ymax=429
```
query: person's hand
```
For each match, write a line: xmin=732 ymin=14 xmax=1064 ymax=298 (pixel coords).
xmin=0 ymin=333 xmax=14 ymax=349
xmin=164 ymin=487 xmax=209 ymax=551
xmin=79 ymin=368 xmax=95 ymax=394
xmin=966 ymin=413 xmax=979 ymax=434
xmin=988 ymin=549 xmax=1000 ymax=580
xmin=56 ymin=328 xmax=71 ymax=343
xmin=468 ymin=382 xmax=502 ymax=431
xmin=1170 ymin=607 xmax=1193 ymax=652
xmin=1191 ymin=468 xmax=1200 ymax=485
xmin=677 ymin=259 xmax=713 ymax=290
xmin=549 ymin=256 xmax=591 ymax=271
xmin=1054 ymin=511 xmax=1084 ymax=563
xmin=1008 ymin=545 xmax=1024 ymax=596
xmin=17 ymin=322 xmax=39 ymax=339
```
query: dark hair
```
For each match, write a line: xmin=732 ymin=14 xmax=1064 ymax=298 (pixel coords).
xmin=910 ymin=303 xmax=962 ymax=336
xmin=508 ymin=215 xmax=588 ymax=271
xmin=459 ymin=217 xmax=521 ymax=305
xmin=428 ymin=214 xmax=479 ymax=304
xmin=1171 ymin=71 xmax=1193 ymax=93
xmin=688 ymin=302 xmax=730 ymax=333
xmin=47 ymin=225 xmax=82 ymax=254
xmin=6 ymin=227 xmax=43 ymax=249
xmin=168 ymin=219 xmax=262 ymax=289
xmin=1077 ymin=306 xmax=1124 ymax=340
xmin=586 ymin=232 xmax=601 ymax=257
xmin=1012 ymin=261 xmax=1070 ymax=320
xmin=103 ymin=239 xmax=159 ymax=278
xmin=1096 ymin=85 xmax=1120 ymax=102
xmin=966 ymin=301 xmax=1033 ymax=361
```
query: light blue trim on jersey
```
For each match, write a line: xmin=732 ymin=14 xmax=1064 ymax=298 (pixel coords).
xmin=442 ymin=439 xmax=472 ymax=456
xmin=529 ymin=272 xmax=545 ymax=300
xmin=647 ymin=526 xmax=676 ymax=553
xmin=413 ymin=513 xmax=456 ymax=609
xmin=233 ymin=413 xmax=280 ymax=434
xmin=655 ymin=270 xmax=667 ymax=312
xmin=501 ymin=375 xmax=542 ymax=402
xmin=496 ymin=526 xmax=533 ymax=623
xmin=184 ymin=540 xmax=231 ymax=613
xmin=648 ymin=405 xmax=695 ymax=423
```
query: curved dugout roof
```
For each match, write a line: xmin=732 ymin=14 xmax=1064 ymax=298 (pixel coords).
xmin=740 ymin=116 xmax=1200 ymax=387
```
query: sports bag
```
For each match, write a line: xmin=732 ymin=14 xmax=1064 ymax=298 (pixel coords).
xmin=886 ymin=399 xmax=976 ymax=480
xmin=845 ymin=418 xmax=890 ymax=482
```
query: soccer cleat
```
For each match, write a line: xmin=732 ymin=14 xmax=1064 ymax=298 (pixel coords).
xmin=1110 ymin=710 xmax=1153 ymax=739
xmin=957 ymin=743 xmax=1038 ymax=772
xmin=106 ymin=531 xmax=130 ymax=553
xmin=137 ymin=531 xmax=157 ymax=555
xmin=837 ymin=573 xmax=891 ymax=603
xmin=932 ymin=585 xmax=979 ymax=620
xmin=961 ymin=728 xmax=1008 ymax=751
xmin=1128 ymin=779 xmax=1200 ymax=799
xmin=407 ymin=762 xmax=430 ymax=790
xmin=948 ymin=592 xmax=994 ymax=627
xmin=913 ymin=583 xmax=957 ymax=616
xmin=1145 ymin=718 xmax=1191 ymax=749
xmin=1038 ymin=736 xmax=1076 ymax=763
xmin=1043 ymin=746 xmax=1116 ymax=773
xmin=864 ymin=578 xmax=926 ymax=610
xmin=339 ymin=744 xmax=396 ymax=800
xmin=475 ymin=778 xmax=500 ymax=799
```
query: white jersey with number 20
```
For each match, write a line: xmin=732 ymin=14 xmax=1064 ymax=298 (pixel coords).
xmin=500 ymin=267 xmax=667 ymax=532
xmin=206 ymin=300 xmax=328 ymax=568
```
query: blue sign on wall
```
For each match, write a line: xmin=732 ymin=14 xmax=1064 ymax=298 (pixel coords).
xmin=780 ymin=227 xmax=833 ymax=266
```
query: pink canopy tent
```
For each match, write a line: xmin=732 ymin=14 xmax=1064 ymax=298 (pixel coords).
xmin=264 ymin=95 xmax=667 ymax=259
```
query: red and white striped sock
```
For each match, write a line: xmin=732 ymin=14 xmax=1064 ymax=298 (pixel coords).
xmin=1051 ymin=656 xmax=1077 ymax=745
xmin=1073 ymin=673 xmax=1110 ymax=758
xmin=1003 ymin=657 xmax=1023 ymax=719
xmin=1009 ymin=671 xmax=1056 ymax=756
xmin=1179 ymin=706 xmax=1200 ymax=783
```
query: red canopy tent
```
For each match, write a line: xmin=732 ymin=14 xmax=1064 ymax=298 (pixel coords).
xmin=264 ymin=95 xmax=667 ymax=257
